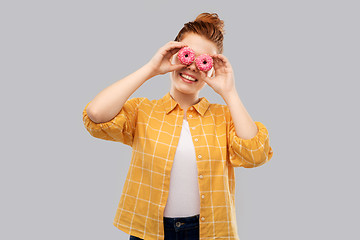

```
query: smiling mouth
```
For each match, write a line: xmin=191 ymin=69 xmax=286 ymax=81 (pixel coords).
xmin=180 ymin=73 xmax=198 ymax=82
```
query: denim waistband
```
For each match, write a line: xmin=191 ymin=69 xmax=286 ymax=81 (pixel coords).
xmin=163 ymin=214 xmax=200 ymax=231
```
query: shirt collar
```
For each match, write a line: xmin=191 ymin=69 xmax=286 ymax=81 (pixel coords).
xmin=161 ymin=92 xmax=210 ymax=117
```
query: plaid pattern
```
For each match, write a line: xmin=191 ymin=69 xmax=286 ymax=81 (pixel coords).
xmin=82 ymin=92 xmax=273 ymax=240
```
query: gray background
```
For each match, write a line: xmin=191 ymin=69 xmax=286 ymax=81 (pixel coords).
xmin=1 ymin=0 xmax=359 ymax=239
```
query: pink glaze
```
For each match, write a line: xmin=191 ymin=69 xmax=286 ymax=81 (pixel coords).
xmin=177 ymin=47 xmax=196 ymax=65
xmin=195 ymin=54 xmax=213 ymax=71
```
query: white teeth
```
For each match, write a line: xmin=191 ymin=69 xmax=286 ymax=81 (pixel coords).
xmin=181 ymin=74 xmax=196 ymax=81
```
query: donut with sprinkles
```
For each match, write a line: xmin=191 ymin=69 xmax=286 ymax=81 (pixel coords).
xmin=177 ymin=47 xmax=196 ymax=65
xmin=195 ymin=54 xmax=213 ymax=71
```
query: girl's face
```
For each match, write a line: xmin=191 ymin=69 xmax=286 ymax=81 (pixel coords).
xmin=170 ymin=33 xmax=218 ymax=95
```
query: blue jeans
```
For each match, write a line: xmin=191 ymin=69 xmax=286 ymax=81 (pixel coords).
xmin=129 ymin=214 xmax=200 ymax=240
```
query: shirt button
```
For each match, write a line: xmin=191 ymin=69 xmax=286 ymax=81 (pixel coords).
xmin=201 ymin=195 xmax=205 ymax=199
xmin=198 ymin=155 xmax=202 ymax=159
xmin=192 ymin=127 xmax=195 ymax=130
xmin=190 ymin=107 xmax=194 ymax=110
xmin=189 ymin=114 xmax=192 ymax=118
xmin=201 ymin=217 xmax=205 ymax=221
xmin=194 ymin=138 xmax=198 ymax=142
xmin=199 ymin=175 xmax=203 ymax=179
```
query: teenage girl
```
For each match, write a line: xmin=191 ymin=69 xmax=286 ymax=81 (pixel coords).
xmin=83 ymin=12 xmax=273 ymax=240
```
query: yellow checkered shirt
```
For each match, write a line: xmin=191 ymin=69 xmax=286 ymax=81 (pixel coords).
xmin=82 ymin=92 xmax=274 ymax=240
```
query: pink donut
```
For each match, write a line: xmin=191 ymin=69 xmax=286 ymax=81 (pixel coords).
xmin=177 ymin=47 xmax=195 ymax=65
xmin=195 ymin=54 xmax=213 ymax=71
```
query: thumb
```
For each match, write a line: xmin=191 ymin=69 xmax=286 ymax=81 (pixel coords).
xmin=200 ymin=71 xmax=211 ymax=83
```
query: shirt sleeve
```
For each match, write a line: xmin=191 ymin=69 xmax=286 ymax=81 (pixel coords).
xmin=82 ymin=97 xmax=145 ymax=146
xmin=226 ymin=107 xmax=274 ymax=168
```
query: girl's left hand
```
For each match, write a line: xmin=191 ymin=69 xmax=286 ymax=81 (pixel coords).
xmin=200 ymin=54 xmax=236 ymax=97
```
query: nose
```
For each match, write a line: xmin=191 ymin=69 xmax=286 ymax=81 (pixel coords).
xmin=186 ymin=61 xmax=198 ymax=72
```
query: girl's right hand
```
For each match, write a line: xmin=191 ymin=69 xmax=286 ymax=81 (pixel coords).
xmin=147 ymin=41 xmax=188 ymax=77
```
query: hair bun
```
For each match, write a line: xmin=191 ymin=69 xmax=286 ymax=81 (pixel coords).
xmin=194 ymin=13 xmax=225 ymax=35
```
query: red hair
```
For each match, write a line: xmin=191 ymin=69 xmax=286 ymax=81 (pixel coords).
xmin=174 ymin=13 xmax=225 ymax=54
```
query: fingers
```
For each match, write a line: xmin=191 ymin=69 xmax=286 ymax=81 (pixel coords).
xmin=160 ymin=41 xmax=188 ymax=56
xmin=168 ymin=47 xmax=182 ymax=57
xmin=211 ymin=54 xmax=231 ymax=69
xmin=157 ymin=42 xmax=188 ymax=66
xmin=200 ymin=71 xmax=211 ymax=83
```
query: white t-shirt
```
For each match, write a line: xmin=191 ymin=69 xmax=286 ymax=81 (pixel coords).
xmin=163 ymin=118 xmax=201 ymax=217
